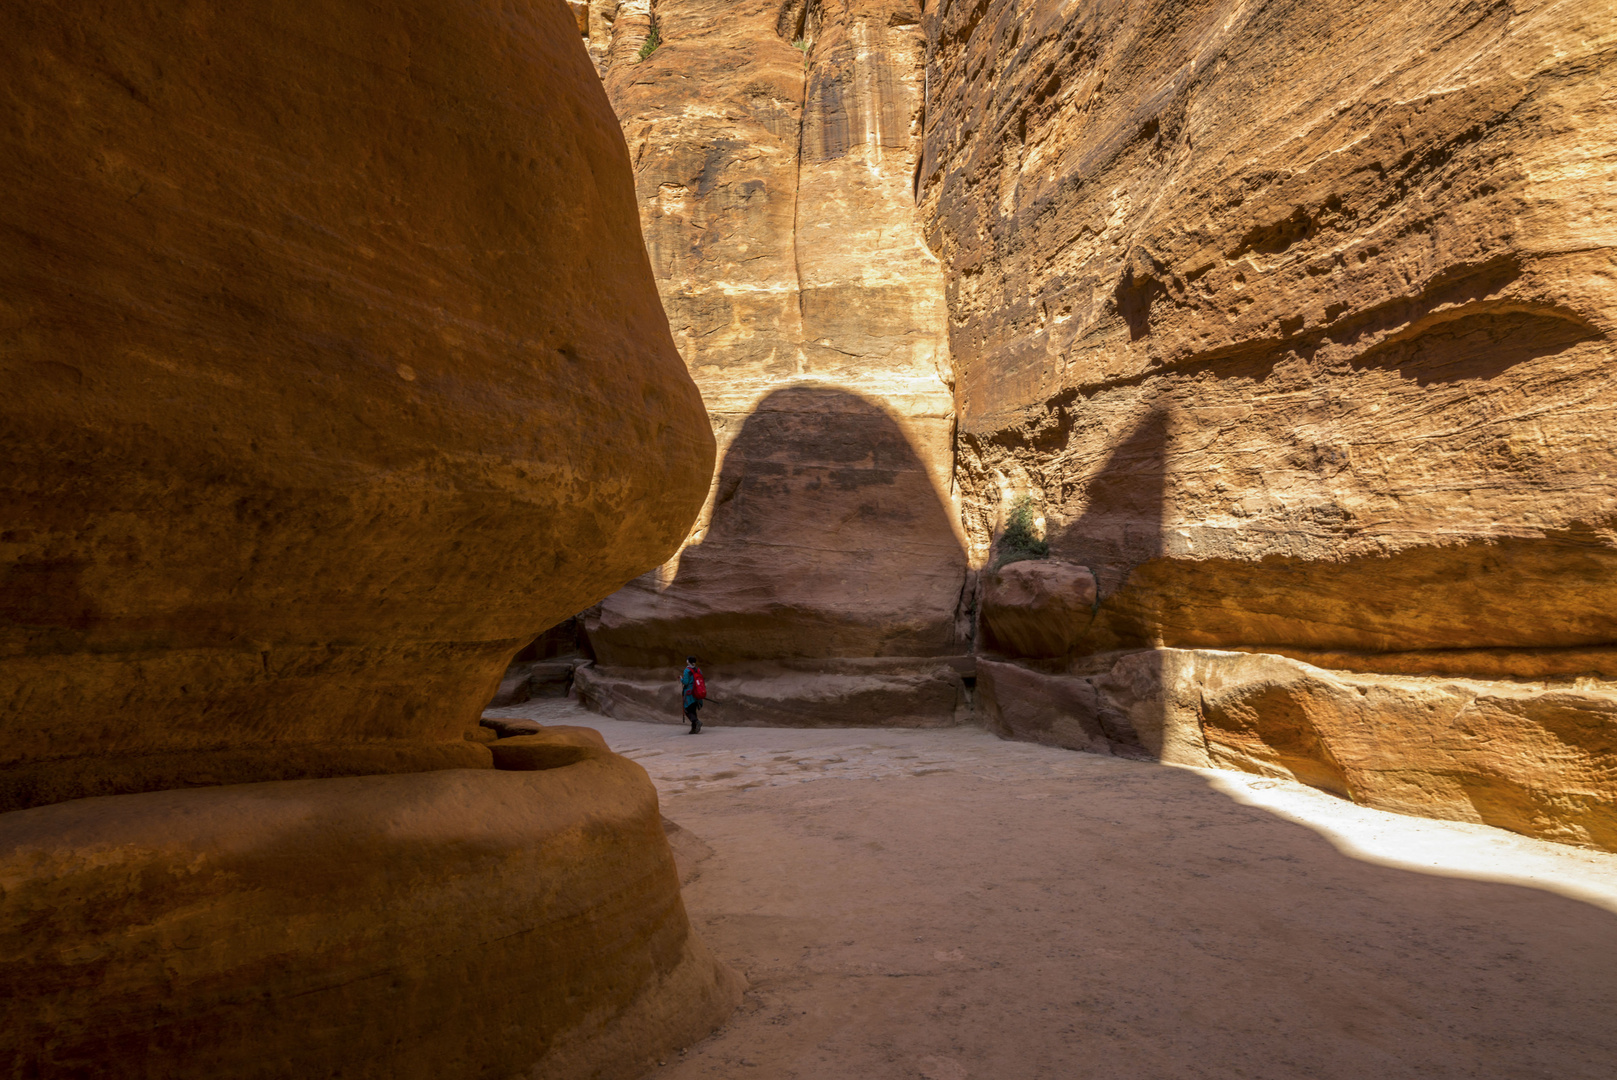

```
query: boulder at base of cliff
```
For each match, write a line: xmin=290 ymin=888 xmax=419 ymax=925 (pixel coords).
xmin=980 ymin=560 xmax=1099 ymax=659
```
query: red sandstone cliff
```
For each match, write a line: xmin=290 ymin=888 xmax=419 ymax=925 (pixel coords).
xmin=579 ymin=0 xmax=975 ymax=726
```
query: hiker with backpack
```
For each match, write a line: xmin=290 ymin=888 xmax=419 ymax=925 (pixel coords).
xmin=680 ymin=656 xmax=706 ymax=734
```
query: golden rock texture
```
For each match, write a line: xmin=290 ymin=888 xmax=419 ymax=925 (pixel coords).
xmin=921 ymin=0 xmax=1617 ymax=670
xmin=0 ymin=0 xmax=714 ymax=809
xmin=1 ymin=2 xmax=737 ymax=1074
xmin=920 ymin=0 xmax=1617 ymax=845
xmin=979 ymin=560 xmax=1099 ymax=659
xmin=580 ymin=0 xmax=972 ymax=717
xmin=0 ymin=736 xmax=742 ymax=1079
xmin=978 ymin=651 xmax=1617 ymax=851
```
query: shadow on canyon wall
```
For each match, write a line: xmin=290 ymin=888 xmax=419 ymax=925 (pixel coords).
xmin=975 ymin=393 xmax=1617 ymax=850
xmin=586 ymin=385 xmax=969 ymax=667
xmin=1047 ymin=409 xmax=1168 ymax=607
xmin=977 ymin=409 xmax=1175 ymax=759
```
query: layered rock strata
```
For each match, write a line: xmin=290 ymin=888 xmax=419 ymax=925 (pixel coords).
xmin=977 ymin=652 xmax=1617 ymax=851
xmin=2 ymin=1 xmax=731 ymax=1073
xmin=921 ymin=0 xmax=1617 ymax=667
xmin=577 ymin=656 xmax=973 ymax=728
xmin=581 ymin=0 xmax=972 ymax=719
xmin=919 ymin=0 xmax=1617 ymax=845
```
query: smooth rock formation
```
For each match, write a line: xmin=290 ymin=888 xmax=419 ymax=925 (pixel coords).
xmin=920 ymin=0 xmax=1617 ymax=845
xmin=580 ymin=0 xmax=971 ymax=722
xmin=0 ymin=0 xmax=714 ymax=809
xmin=1 ymin=736 xmax=742 ymax=1080
xmin=588 ymin=387 xmax=968 ymax=667
xmin=2 ymin=2 xmax=735 ymax=1075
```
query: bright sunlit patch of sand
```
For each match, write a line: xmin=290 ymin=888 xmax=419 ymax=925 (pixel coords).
xmin=1195 ymin=766 xmax=1617 ymax=914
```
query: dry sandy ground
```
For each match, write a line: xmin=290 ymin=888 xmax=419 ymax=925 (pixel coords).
xmin=486 ymin=699 xmax=1617 ymax=1080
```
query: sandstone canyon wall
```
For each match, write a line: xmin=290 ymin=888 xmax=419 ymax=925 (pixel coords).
xmin=578 ymin=0 xmax=976 ymax=725
xmin=922 ymin=0 xmax=1617 ymax=848
xmin=1 ymin=2 xmax=735 ymax=1074
xmin=575 ymin=0 xmax=1617 ymax=850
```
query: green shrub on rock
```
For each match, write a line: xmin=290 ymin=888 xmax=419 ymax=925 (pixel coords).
xmin=995 ymin=496 xmax=1049 ymax=569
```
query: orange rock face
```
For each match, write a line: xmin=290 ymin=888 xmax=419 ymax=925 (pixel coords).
xmin=920 ymin=0 xmax=1617 ymax=668
xmin=0 ymin=0 xmax=714 ymax=809
xmin=918 ymin=0 xmax=1617 ymax=847
xmin=977 ymin=651 xmax=1617 ymax=850
xmin=580 ymin=0 xmax=971 ymax=720
xmin=979 ymin=560 xmax=1098 ymax=659
xmin=1 ymin=3 xmax=736 ymax=1074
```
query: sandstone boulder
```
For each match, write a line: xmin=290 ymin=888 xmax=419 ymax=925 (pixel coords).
xmin=979 ymin=560 xmax=1099 ymax=659
xmin=0 ymin=0 xmax=714 ymax=810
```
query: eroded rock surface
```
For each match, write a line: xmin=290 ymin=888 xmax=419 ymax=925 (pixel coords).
xmin=920 ymin=0 xmax=1617 ymax=673
xmin=978 ymin=651 xmax=1617 ymax=851
xmin=562 ymin=0 xmax=1617 ymax=847
xmin=582 ymin=0 xmax=970 ymax=718
xmin=0 ymin=0 xmax=714 ymax=809
xmin=979 ymin=560 xmax=1099 ymax=659
xmin=919 ymin=0 xmax=1617 ymax=845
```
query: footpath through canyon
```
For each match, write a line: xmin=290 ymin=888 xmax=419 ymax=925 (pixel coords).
xmin=491 ymin=698 xmax=1617 ymax=1080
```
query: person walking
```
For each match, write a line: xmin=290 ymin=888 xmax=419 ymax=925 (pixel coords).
xmin=680 ymin=656 xmax=706 ymax=734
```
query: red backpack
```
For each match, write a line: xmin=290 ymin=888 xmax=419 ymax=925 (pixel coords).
xmin=690 ymin=667 xmax=706 ymax=699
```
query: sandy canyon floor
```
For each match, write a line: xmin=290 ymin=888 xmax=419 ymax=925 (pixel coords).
xmin=486 ymin=699 xmax=1617 ymax=1080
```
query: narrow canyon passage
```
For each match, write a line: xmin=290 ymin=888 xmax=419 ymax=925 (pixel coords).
xmin=490 ymin=700 xmax=1617 ymax=1080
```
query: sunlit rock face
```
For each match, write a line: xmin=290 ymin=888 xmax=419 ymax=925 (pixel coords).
xmin=920 ymin=0 xmax=1617 ymax=846
xmin=585 ymin=0 xmax=971 ymax=722
xmin=0 ymin=1 xmax=734 ymax=1074
xmin=921 ymin=0 xmax=1617 ymax=667
xmin=977 ymin=651 xmax=1617 ymax=852
xmin=0 ymin=0 xmax=714 ymax=810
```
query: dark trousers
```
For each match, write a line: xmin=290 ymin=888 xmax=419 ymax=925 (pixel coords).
xmin=683 ymin=700 xmax=702 ymax=728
